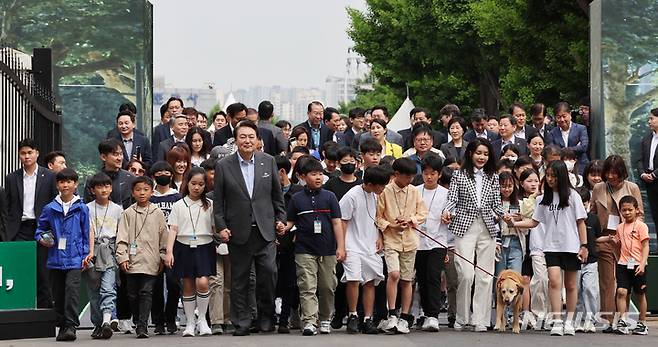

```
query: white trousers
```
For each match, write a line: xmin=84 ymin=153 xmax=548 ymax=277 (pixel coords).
xmin=454 ymin=217 xmax=496 ymax=327
xmin=530 ymin=254 xmax=550 ymax=317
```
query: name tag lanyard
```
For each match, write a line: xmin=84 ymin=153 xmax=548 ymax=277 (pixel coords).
xmin=94 ymin=202 xmax=109 ymax=241
xmin=363 ymin=188 xmax=378 ymax=229
xmin=184 ymin=198 xmax=202 ymax=247
xmin=131 ymin=205 xmax=152 ymax=255
xmin=420 ymin=187 xmax=437 ymax=231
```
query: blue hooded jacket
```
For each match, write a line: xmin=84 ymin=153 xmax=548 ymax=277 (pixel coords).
xmin=35 ymin=195 xmax=90 ymax=270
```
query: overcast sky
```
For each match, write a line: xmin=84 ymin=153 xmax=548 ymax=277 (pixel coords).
xmin=152 ymin=0 xmax=366 ymax=90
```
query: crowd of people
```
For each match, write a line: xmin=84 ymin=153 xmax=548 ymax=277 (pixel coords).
xmin=0 ymin=96 xmax=655 ymax=342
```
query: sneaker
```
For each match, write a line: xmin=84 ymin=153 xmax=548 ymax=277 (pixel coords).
xmin=119 ymin=319 xmax=134 ymax=334
xmin=362 ymin=318 xmax=379 ymax=334
xmin=182 ymin=320 xmax=196 ymax=337
xmin=110 ymin=319 xmax=120 ymax=332
xmin=396 ymin=318 xmax=410 ymax=334
xmin=136 ymin=326 xmax=149 ymax=339
xmin=222 ymin=323 xmax=235 ymax=334
xmin=154 ymin=324 xmax=166 ymax=335
xmin=302 ymin=323 xmax=318 ymax=336
xmin=383 ymin=316 xmax=399 ymax=333
xmin=550 ymin=320 xmax=564 ymax=336
xmin=632 ymin=322 xmax=648 ymax=335
xmin=64 ymin=327 xmax=77 ymax=341
xmin=346 ymin=314 xmax=359 ymax=334
xmin=424 ymin=317 xmax=440 ymax=332
xmin=447 ymin=316 xmax=455 ymax=329
xmin=211 ymin=324 xmax=224 ymax=335
xmin=100 ymin=322 xmax=113 ymax=339
xmin=583 ymin=320 xmax=596 ymax=333
xmin=453 ymin=321 xmax=464 ymax=331
xmin=474 ymin=325 xmax=487 ymax=332
xmin=614 ymin=319 xmax=630 ymax=335
xmin=602 ymin=325 xmax=614 ymax=334
xmin=197 ymin=319 xmax=212 ymax=336
xmin=377 ymin=319 xmax=387 ymax=332
xmin=416 ymin=316 xmax=426 ymax=330
xmin=278 ymin=323 xmax=290 ymax=334
xmin=563 ymin=321 xmax=575 ymax=336
xmin=319 ymin=320 xmax=331 ymax=334
xmin=166 ymin=321 xmax=178 ymax=334
xmin=330 ymin=315 xmax=344 ymax=329
xmin=523 ymin=312 xmax=537 ymax=330
xmin=91 ymin=326 xmax=102 ymax=339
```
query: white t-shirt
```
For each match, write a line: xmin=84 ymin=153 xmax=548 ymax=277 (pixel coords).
xmin=532 ymin=189 xmax=587 ymax=253
xmin=168 ymin=196 xmax=215 ymax=246
xmin=87 ymin=200 xmax=123 ymax=240
xmin=416 ymin=185 xmax=450 ymax=250
xmin=340 ymin=185 xmax=379 ymax=255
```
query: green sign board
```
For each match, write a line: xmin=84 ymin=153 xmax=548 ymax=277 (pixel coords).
xmin=0 ymin=241 xmax=36 ymax=310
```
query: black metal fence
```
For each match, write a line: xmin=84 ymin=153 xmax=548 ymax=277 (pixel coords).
xmin=0 ymin=44 xmax=61 ymax=186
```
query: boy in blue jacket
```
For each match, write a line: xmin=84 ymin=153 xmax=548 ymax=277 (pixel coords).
xmin=36 ymin=168 xmax=92 ymax=342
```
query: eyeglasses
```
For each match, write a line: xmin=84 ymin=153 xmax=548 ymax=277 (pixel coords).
xmin=414 ymin=137 xmax=432 ymax=143
xmin=129 ymin=167 xmax=145 ymax=175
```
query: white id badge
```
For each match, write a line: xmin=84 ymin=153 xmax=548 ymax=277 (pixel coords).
xmin=190 ymin=238 xmax=198 ymax=249
xmin=129 ymin=243 xmax=137 ymax=255
xmin=58 ymin=237 xmax=67 ymax=250
xmin=627 ymin=257 xmax=636 ymax=270
xmin=607 ymin=215 xmax=620 ymax=231
xmin=314 ymin=219 xmax=322 ymax=234
xmin=503 ymin=236 xmax=511 ymax=248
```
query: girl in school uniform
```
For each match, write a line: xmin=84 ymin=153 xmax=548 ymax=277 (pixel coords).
xmin=512 ymin=160 xmax=589 ymax=337
xmin=165 ymin=166 xmax=216 ymax=337
xmin=441 ymin=138 xmax=509 ymax=332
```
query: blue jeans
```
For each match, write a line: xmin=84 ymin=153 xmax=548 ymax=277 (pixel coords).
xmin=576 ymin=262 xmax=600 ymax=324
xmin=87 ymin=267 xmax=117 ymax=327
xmin=495 ymin=235 xmax=523 ymax=275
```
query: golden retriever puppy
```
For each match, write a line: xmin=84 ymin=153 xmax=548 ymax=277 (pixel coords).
xmin=494 ymin=269 xmax=524 ymax=333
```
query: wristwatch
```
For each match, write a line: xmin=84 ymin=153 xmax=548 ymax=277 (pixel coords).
xmin=580 ymin=243 xmax=588 ymax=249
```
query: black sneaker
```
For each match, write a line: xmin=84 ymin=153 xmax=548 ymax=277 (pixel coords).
xmin=56 ymin=327 xmax=66 ymax=341
xmin=60 ymin=327 xmax=76 ymax=341
xmin=362 ymin=318 xmax=379 ymax=335
xmin=448 ymin=316 xmax=456 ymax=329
xmin=614 ymin=320 xmax=630 ymax=335
xmin=278 ymin=323 xmax=290 ymax=334
xmin=136 ymin=326 xmax=149 ymax=339
xmin=632 ymin=322 xmax=648 ymax=335
xmin=602 ymin=325 xmax=614 ymax=334
xmin=100 ymin=322 xmax=113 ymax=339
xmin=223 ymin=323 xmax=236 ymax=334
xmin=166 ymin=321 xmax=178 ymax=334
xmin=91 ymin=326 xmax=102 ymax=339
xmin=154 ymin=324 xmax=166 ymax=335
xmin=415 ymin=316 xmax=426 ymax=330
xmin=346 ymin=315 xmax=359 ymax=334
xmin=330 ymin=315 xmax=344 ymax=329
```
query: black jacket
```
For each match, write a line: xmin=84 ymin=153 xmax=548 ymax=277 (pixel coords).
xmin=212 ymin=125 xmax=277 ymax=156
xmin=84 ymin=168 xmax=135 ymax=209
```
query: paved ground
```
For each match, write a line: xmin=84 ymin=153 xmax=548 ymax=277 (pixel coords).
xmin=3 ymin=324 xmax=657 ymax=347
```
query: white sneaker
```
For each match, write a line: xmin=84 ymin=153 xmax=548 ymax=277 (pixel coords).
xmin=421 ymin=317 xmax=431 ymax=331
xmin=583 ymin=320 xmax=596 ymax=333
xmin=383 ymin=316 xmax=398 ymax=333
xmin=563 ymin=321 xmax=575 ymax=336
xmin=550 ymin=320 xmax=564 ymax=336
xmin=302 ymin=323 xmax=318 ymax=336
xmin=474 ymin=325 xmax=487 ymax=332
xmin=453 ymin=321 xmax=464 ymax=331
xmin=396 ymin=319 xmax=410 ymax=334
xmin=196 ymin=319 xmax=212 ymax=336
xmin=523 ymin=311 xmax=537 ymax=330
xmin=377 ymin=319 xmax=387 ymax=332
xmin=119 ymin=319 xmax=133 ymax=334
xmin=319 ymin=321 xmax=331 ymax=334
xmin=182 ymin=319 xmax=196 ymax=337
xmin=424 ymin=317 xmax=439 ymax=332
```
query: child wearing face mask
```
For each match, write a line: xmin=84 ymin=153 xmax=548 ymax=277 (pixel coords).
xmin=561 ymin=149 xmax=582 ymax=188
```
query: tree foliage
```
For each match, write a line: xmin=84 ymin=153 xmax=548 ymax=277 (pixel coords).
xmin=346 ymin=0 xmax=589 ymax=119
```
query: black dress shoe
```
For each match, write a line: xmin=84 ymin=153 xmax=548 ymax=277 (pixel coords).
xmin=278 ymin=324 xmax=290 ymax=334
xmin=259 ymin=319 xmax=275 ymax=333
xmin=233 ymin=326 xmax=251 ymax=336
xmin=154 ymin=324 xmax=166 ymax=335
xmin=249 ymin=321 xmax=260 ymax=333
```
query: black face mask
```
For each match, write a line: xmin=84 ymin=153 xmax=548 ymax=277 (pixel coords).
xmin=155 ymin=175 xmax=172 ymax=186
xmin=340 ymin=163 xmax=356 ymax=175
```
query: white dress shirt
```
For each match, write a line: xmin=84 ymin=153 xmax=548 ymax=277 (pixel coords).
xmin=22 ymin=169 xmax=37 ymax=220
xmin=122 ymin=136 xmax=134 ymax=158
xmin=560 ymin=123 xmax=571 ymax=147
xmin=514 ymin=127 xmax=526 ymax=139
xmin=649 ymin=132 xmax=658 ymax=170
xmin=474 ymin=168 xmax=484 ymax=208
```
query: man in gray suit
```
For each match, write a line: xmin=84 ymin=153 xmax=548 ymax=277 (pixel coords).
xmin=214 ymin=121 xmax=286 ymax=336
xmin=257 ymin=100 xmax=287 ymax=154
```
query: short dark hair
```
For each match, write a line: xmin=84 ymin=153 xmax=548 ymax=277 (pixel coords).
xmin=619 ymin=195 xmax=639 ymax=209
xmin=87 ymin=172 xmax=112 ymax=188
xmin=440 ymin=166 xmax=454 ymax=186
xmin=307 ymin=101 xmax=324 ymax=113
xmin=276 ymin=120 xmax=291 ymax=129
xmin=213 ymin=111 xmax=227 ymax=121
xmin=392 ymin=157 xmax=417 ymax=176
xmin=275 ymin=155 xmax=292 ymax=174
xmin=409 ymin=107 xmax=430 ymax=119
xmin=18 ymin=138 xmax=38 ymax=151
xmin=360 ymin=138 xmax=383 ymax=154
xmin=45 ymin=151 xmax=66 ymax=164
xmin=337 ymin=147 xmax=357 ymax=161
xmin=542 ymin=144 xmax=562 ymax=161
xmin=421 ymin=153 xmax=443 ymax=172
xmin=258 ymin=100 xmax=274 ymax=120
xmin=530 ymin=103 xmax=546 ymax=117
xmin=349 ymin=107 xmax=366 ymax=119
xmin=380 ymin=155 xmax=395 ymax=166
xmin=56 ymin=168 xmax=78 ymax=182
xmin=226 ymin=102 xmax=247 ymax=117
xmin=370 ymin=118 xmax=387 ymax=130
xmin=602 ymin=154 xmax=629 ymax=181
xmin=98 ymin=138 xmax=123 ymax=155
xmin=297 ymin=157 xmax=324 ymax=175
xmin=555 ymin=101 xmax=571 ymax=115
xmin=119 ymin=102 xmax=137 ymax=114
xmin=200 ymin=159 xmax=216 ymax=172
xmin=363 ymin=166 xmax=391 ymax=186
xmin=323 ymin=143 xmax=340 ymax=161
xmin=508 ymin=102 xmax=526 ymax=115
xmin=447 ymin=116 xmax=467 ymax=133
xmin=651 ymin=108 xmax=658 ymax=118
xmin=439 ymin=104 xmax=460 ymax=118
xmin=132 ymin=176 xmax=154 ymax=190
xmin=116 ymin=110 xmax=135 ymax=122
xmin=471 ymin=108 xmax=487 ymax=122
xmin=149 ymin=161 xmax=175 ymax=177
xmin=159 ymin=103 xmax=168 ymax=118
xmin=291 ymin=146 xmax=310 ymax=156
xmin=323 ymin=107 xmax=340 ymax=123
xmin=411 ymin=123 xmax=433 ymax=141
xmin=499 ymin=114 xmax=516 ymax=126
xmin=182 ymin=107 xmax=198 ymax=117
xmin=166 ymin=97 xmax=183 ymax=109
xmin=233 ymin=120 xmax=259 ymax=139
xmin=371 ymin=105 xmax=389 ymax=118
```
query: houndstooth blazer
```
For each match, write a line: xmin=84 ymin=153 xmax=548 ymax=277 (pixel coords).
xmin=442 ymin=169 xmax=504 ymax=242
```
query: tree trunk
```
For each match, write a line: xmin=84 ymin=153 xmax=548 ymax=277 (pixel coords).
xmin=479 ymin=70 xmax=500 ymax=116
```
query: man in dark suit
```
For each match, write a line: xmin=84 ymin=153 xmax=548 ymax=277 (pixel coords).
xmin=106 ymin=102 xmax=145 ymax=139
xmin=530 ymin=103 xmax=554 ymax=144
xmin=638 ymin=108 xmax=658 ymax=228
xmin=152 ymin=98 xmax=183 ymax=156
xmin=340 ymin=107 xmax=365 ymax=148
xmin=213 ymin=103 xmax=277 ymax=156
xmin=398 ymin=107 xmax=448 ymax=151
xmin=4 ymin=138 xmax=58 ymax=308
xmin=294 ymin=101 xmax=334 ymax=151
xmin=113 ymin=110 xmax=152 ymax=168
xmin=214 ymin=121 xmax=286 ymax=336
xmin=157 ymin=114 xmax=189 ymax=162
xmin=549 ymin=104 xmax=589 ymax=174
xmin=510 ymin=102 xmax=539 ymax=143
xmin=257 ymin=101 xmax=288 ymax=154
xmin=492 ymin=114 xmax=528 ymax=160
xmin=463 ymin=111 xmax=499 ymax=143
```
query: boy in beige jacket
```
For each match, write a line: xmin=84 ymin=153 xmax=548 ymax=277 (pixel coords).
xmin=116 ymin=176 xmax=168 ymax=338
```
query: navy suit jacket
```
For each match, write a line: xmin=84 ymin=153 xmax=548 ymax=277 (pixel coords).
xmin=549 ymin=122 xmax=589 ymax=174
xmin=492 ymin=136 xmax=528 ymax=160
xmin=113 ymin=132 xmax=152 ymax=168
xmin=463 ymin=129 xmax=499 ymax=143
xmin=533 ymin=124 xmax=555 ymax=145
xmin=151 ymin=123 xmax=171 ymax=156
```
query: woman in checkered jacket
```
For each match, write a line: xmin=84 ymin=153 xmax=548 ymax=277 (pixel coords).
xmin=440 ymin=138 xmax=508 ymax=332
